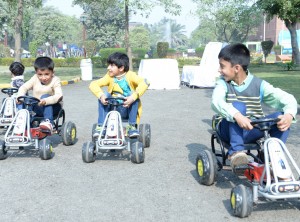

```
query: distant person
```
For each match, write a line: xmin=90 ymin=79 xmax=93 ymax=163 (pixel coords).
xmin=211 ymin=43 xmax=297 ymax=169
xmin=17 ymin=57 xmax=63 ymax=131
xmin=89 ymin=52 xmax=150 ymax=139
xmin=9 ymin=62 xmax=25 ymax=89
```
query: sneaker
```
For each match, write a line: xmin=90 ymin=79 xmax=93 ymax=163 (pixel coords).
xmin=229 ymin=151 xmax=248 ymax=169
xmin=39 ymin=119 xmax=53 ymax=131
xmin=93 ymin=125 xmax=103 ymax=139
xmin=126 ymin=124 xmax=139 ymax=138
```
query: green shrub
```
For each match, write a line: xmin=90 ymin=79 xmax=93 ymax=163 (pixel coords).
xmin=0 ymin=45 xmax=10 ymax=58
xmin=85 ymin=40 xmax=97 ymax=58
xmin=99 ymin=48 xmax=126 ymax=58
xmin=157 ymin=42 xmax=169 ymax=58
xmin=91 ymin=56 xmax=102 ymax=68
xmin=195 ymin=46 xmax=205 ymax=57
xmin=132 ymin=48 xmax=148 ymax=59
xmin=277 ymin=61 xmax=296 ymax=71
xmin=177 ymin=58 xmax=201 ymax=68
xmin=261 ymin=40 xmax=274 ymax=63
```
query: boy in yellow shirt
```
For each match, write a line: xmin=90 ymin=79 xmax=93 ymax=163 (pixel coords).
xmin=89 ymin=52 xmax=150 ymax=138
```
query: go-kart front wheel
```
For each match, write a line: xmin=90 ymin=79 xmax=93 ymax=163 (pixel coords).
xmin=39 ymin=138 xmax=53 ymax=160
xmin=138 ymin=123 xmax=151 ymax=148
xmin=0 ymin=140 xmax=7 ymax=160
xmin=196 ymin=150 xmax=217 ymax=185
xmin=130 ymin=141 xmax=144 ymax=164
xmin=61 ymin=121 xmax=77 ymax=146
xmin=230 ymin=184 xmax=253 ymax=218
xmin=82 ymin=141 xmax=96 ymax=163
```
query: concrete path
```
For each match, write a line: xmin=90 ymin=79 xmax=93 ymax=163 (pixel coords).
xmin=0 ymin=81 xmax=299 ymax=221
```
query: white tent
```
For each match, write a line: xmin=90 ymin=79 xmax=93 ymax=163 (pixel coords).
xmin=181 ymin=42 xmax=227 ymax=88
xmin=138 ymin=58 xmax=180 ymax=90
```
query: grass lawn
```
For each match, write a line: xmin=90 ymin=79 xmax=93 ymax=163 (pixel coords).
xmin=250 ymin=63 xmax=300 ymax=104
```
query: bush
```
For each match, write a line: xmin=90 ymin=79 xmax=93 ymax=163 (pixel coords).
xmin=85 ymin=40 xmax=97 ymax=58
xmin=277 ymin=61 xmax=296 ymax=71
xmin=99 ymin=48 xmax=126 ymax=58
xmin=261 ymin=40 xmax=274 ymax=63
xmin=132 ymin=48 xmax=148 ymax=59
xmin=0 ymin=45 xmax=10 ymax=58
xmin=195 ymin=46 xmax=205 ymax=57
xmin=157 ymin=42 xmax=169 ymax=58
xmin=177 ymin=57 xmax=201 ymax=68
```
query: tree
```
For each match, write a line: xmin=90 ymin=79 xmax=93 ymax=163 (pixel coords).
xmin=30 ymin=6 xmax=82 ymax=55
xmin=188 ymin=20 xmax=217 ymax=48
xmin=256 ymin=0 xmax=300 ymax=65
xmin=192 ymin=0 xmax=262 ymax=43
xmin=3 ymin=0 xmax=43 ymax=61
xmin=73 ymin=0 xmax=181 ymax=70
xmin=130 ymin=26 xmax=150 ymax=49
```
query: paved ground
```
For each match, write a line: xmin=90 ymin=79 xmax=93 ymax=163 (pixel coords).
xmin=0 ymin=81 xmax=300 ymax=221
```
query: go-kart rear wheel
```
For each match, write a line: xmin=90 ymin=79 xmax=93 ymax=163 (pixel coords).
xmin=82 ymin=141 xmax=96 ymax=163
xmin=130 ymin=141 xmax=144 ymax=164
xmin=196 ymin=150 xmax=217 ymax=185
xmin=39 ymin=138 xmax=53 ymax=160
xmin=61 ymin=121 xmax=77 ymax=146
xmin=0 ymin=140 xmax=7 ymax=160
xmin=138 ymin=123 xmax=151 ymax=148
xmin=230 ymin=184 xmax=253 ymax=218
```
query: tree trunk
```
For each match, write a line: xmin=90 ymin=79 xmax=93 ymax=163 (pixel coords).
xmin=124 ymin=0 xmax=133 ymax=70
xmin=286 ymin=21 xmax=300 ymax=65
xmin=14 ymin=0 xmax=23 ymax=62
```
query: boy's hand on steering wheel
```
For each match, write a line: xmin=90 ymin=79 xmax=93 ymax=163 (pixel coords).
xmin=100 ymin=95 xmax=108 ymax=105
xmin=123 ymin=95 xmax=135 ymax=107
xmin=277 ymin=114 xmax=293 ymax=131
xmin=39 ymin=99 xmax=46 ymax=106
xmin=234 ymin=112 xmax=253 ymax=130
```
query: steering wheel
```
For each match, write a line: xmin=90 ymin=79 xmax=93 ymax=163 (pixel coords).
xmin=105 ymin=97 xmax=126 ymax=106
xmin=250 ymin=117 xmax=280 ymax=131
xmin=1 ymin=88 xmax=18 ymax=96
xmin=17 ymin=95 xmax=40 ymax=106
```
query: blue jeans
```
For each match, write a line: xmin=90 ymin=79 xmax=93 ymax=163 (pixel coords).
xmin=217 ymin=101 xmax=289 ymax=155
xmin=17 ymin=94 xmax=61 ymax=124
xmin=97 ymin=92 xmax=139 ymax=126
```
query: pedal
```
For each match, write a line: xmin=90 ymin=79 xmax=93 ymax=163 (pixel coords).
xmin=233 ymin=164 xmax=249 ymax=175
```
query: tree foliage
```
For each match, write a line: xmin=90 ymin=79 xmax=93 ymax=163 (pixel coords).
xmin=256 ymin=0 xmax=300 ymax=65
xmin=129 ymin=26 xmax=150 ymax=49
xmin=192 ymin=0 xmax=262 ymax=43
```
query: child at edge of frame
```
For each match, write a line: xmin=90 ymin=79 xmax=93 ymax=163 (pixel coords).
xmin=17 ymin=56 xmax=63 ymax=132
xmin=211 ymin=43 xmax=297 ymax=172
xmin=9 ymin=61 xmax=25 ymax=89
xmin=89 ymin=52 xmax=150 ymax=139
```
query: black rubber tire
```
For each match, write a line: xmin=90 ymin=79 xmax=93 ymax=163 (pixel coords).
xmin=130 ymin=141 xmax=145 ymax=164
xmin=39 ymin=138 xmax=53 ymax=160
xmin=196 ymin=149 xmax=217 ymax=185
xmin=82 ymin=141 xmax=96 ymax=163
xmin=138 ymin=123 xmax=151 ymax=148
xmin=230 ymin=184 xmax=253 ymax=218
xmin=61 ymin=121 xmax=77 ymax=146
xmin=0 ymin=140 xmax=7 ymax=160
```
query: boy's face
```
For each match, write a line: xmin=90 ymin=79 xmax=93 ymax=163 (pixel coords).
xmin=107 ymin=63 xmax=124 ymax=77
xmin=218 ymin=59 xmax=239 ymax=82
xmin=36 ymin=69 xmax=54 ymax=85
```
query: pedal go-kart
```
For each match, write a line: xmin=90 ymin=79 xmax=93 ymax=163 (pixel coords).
xmin=0 ymin=88 xmax=18 ymax=128
xmin=196 ymin=115 xmax=300 ymax=218
xmin=0 ymin=95 xmax=77 ymax=160
xmin=82 ymin=96 xmax=151 ymax=164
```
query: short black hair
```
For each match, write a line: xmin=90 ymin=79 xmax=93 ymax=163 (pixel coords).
xmin=107 ymin=52 xmax=129 ymax=72
xmin=218 ymin=43 xmax=250 ymax=71
xmin=34 ymin=56 xmax=54 ymax=71
xmin=9 ymin=62 xmax=25 ymax=76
